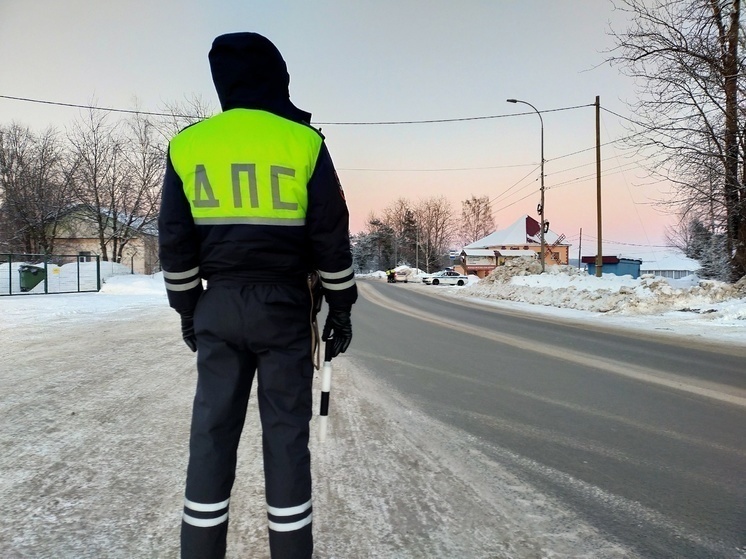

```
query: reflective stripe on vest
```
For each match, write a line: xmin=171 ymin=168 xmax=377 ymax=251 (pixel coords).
xmin=169 ymin=109 xmax=323 ymax=226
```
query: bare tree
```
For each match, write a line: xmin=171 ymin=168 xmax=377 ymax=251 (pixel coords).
xmin=607 ymin=0 xmax=744 ymax=280
xmin=415 ymin=196 xmax=455 ymax=273
xmin=67 ymin=105 xmax=169 ymax=265
xmin=458 ymin=195 xmax=495 ymax=247
xmin=67 ymin=108 xmax=134 ymax=262
xmin=0 ymin=124 xmax=73 ymax=254
xmin=155 ymin=94 xmax=216 ymax=147
xmin=115 ymin=111 xmax=166 ymax=264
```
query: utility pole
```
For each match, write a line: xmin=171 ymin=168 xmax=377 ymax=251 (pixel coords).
xmin=415 ymin=223 xmax=419 ymax=272
xmin=595 ymin=95 xmax=603 ymax=277
xmin=578 ymin=227 xmax=582 ymax=269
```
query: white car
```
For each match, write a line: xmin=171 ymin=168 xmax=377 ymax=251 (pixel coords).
xmin=394 ymin=270 xmax=411 ymax=283
xmin=422 ymin=270 xmax=468 ymax=286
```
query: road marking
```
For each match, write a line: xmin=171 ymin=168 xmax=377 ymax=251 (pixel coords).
xmin=359 ymin=282 xmax=746 ymax=408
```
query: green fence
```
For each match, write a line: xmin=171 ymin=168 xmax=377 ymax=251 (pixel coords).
xmin=0 ymin=253 xmax=102 ymax=296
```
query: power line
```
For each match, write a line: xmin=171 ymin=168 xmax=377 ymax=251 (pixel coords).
xmin=549 ymin=161 xmax=643 ymax=189
xmin=338 ymin=162 xmax=536 ymax=172
xmin=0 ymin=94 xmax=188 ymax=118
xmin=488 ymin=165 xmax=541 ymax=205
xmin=316 ymin=103 xmax=595 ymax=125
xmin=1 ymin=93 xmax=654 ymax=178
xmin=0 ymin=93 xmax=593 ymax=126
xmin=492 ymin=189 xmax=538 ymax=214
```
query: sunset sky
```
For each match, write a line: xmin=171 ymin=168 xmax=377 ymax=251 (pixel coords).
xmin=0 ymin=1 xmax=678 ymax=255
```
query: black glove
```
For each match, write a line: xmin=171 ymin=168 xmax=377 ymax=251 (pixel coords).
xmin=322 ymin=306 xmax=352 ymax=358
xmin=180 ymin=312 xmax=197 ymax=352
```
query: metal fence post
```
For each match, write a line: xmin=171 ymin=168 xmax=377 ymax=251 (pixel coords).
xmin=43 ymin=256 xmax=49 ymax=294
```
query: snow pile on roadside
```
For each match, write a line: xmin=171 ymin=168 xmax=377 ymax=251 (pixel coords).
xmin=358 ymin=265 xmax=428 ymax=281
xmin=459 ymin=257 xmax=746 ymax=316
xmin=99 ymin=271 xmax=167 ymax=296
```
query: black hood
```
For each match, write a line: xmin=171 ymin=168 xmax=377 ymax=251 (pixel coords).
xmin=208 ymin=32 xmax=311 ymax=124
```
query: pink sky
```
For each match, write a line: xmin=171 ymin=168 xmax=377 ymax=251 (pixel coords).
xmin=1 ymin=1 xmax=680 ymax=255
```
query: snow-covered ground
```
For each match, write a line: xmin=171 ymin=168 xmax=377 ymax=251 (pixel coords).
xmin=1 ymin=266 xmax=744 ymax=558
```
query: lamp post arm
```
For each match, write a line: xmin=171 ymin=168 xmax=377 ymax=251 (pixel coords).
xmin=507 ymin=98 xmax=546 ymax=271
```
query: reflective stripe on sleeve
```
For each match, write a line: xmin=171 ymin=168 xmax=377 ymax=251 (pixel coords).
xmin=318 ymin=266 xmax=354 ymax=280
xmin=318 ymin=266 xmax=355 ymax=291
xmin=163 ymin=266 xmax=200 ymax=280
xmin=165 ymin=277 xmax=202 ymax=292
xmin=321 ymin=277 xmax=356 ymax=291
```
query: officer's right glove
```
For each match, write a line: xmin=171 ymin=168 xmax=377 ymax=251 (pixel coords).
xmin=322 ymin=306 xmax=352 ymax=358
xmin=180 ymin=311 xmax=197 ymax=352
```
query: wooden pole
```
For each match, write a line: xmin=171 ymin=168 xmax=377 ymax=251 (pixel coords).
xmin=595 ymin=96 xmax=603 ymax=277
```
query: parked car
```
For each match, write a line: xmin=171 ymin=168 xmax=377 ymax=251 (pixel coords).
xmin=422 ymin=270 xmax=468 ymax=286
xmin=394 ymin=270 xmax=411 ymax=283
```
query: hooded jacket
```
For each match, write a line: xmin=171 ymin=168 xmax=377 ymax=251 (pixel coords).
xmin=158 ymin=32 xmax=357 ymax=314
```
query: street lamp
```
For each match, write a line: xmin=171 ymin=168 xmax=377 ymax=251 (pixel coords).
xmin=507 ymin=98 xmax=545 ymax=272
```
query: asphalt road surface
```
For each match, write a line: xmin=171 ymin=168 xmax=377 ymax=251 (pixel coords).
xmin=351 ymin=279 xmax=746 ymax=559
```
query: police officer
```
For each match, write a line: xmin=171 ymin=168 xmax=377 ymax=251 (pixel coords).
xmin=158 ymin=32 xmax=357 ymax=559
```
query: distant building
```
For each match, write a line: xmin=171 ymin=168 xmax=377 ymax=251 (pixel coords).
xmin=53 ymin=206 xmax=159 ymax=275
xmin=458 ymin=215 xmax=570 ymax=277
xmin=636 ymin=251 xmax=700 ymax=279
xmin=582 ymin=256 xmax=643 ymax=278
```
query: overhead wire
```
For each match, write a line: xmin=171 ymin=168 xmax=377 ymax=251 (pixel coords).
xmin=1 ymin=93 xmax=648 ymax=176
xmin=0 ymin=94 xmax=594 ymax=125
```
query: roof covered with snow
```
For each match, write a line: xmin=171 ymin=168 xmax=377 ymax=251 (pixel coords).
xmin=464 ymin=215 xmax=565 ymax=249
xmin=462 ymin=249 xmax=496 ymax=257
xmin=617 ymin=250 xmax=700 ymax=272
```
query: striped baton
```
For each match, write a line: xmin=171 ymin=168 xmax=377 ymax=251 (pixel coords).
xmin=318 ymin=341 xmax=334 ymax=442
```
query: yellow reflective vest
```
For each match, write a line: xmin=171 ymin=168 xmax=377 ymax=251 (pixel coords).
xmin=170 ymin=109 xmax=323 ymax=227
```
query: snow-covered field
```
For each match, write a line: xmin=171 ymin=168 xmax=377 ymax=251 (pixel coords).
xmin=1 ymin=265 xmax=744 ymax=558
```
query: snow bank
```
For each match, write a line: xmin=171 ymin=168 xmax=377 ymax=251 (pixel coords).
xmin=457 ymin=257 xmax=746 ymax=315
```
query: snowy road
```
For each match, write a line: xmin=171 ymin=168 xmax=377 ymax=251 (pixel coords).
xmin=1 ymin=286 xmax=643 ymax=559
xmin=351 ymin=280 xmax=746 ymax=559
xmin=0 ymin=278 xmax=743 ymax=559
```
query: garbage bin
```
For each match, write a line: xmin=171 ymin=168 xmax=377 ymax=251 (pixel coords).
xmin=18 ymin=265 xmax=46 ymax=292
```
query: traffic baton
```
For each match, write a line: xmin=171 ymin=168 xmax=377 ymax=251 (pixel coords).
xmin=318 ymin=340 xmax=334 ymax=442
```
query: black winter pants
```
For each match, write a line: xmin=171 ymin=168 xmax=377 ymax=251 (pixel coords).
xmin=181 ymin=284 xmax=314 ymax=559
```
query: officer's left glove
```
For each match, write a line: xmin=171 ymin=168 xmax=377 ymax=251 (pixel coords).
xmin=322 ymin=306 xmax=352 ymax=358
xmin=180 ymin=311 xmax=197 ymax=352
